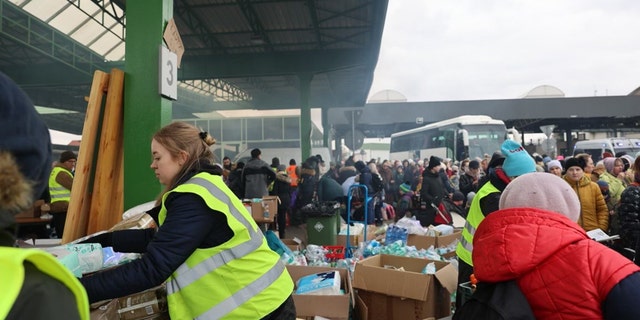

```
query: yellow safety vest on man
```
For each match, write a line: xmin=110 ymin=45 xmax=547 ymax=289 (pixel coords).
xmin=456 ymin=181 xmax=500 ymax=267
xmin=49 ymin=166 xmax=73 ymax=204
xmin=159 ymin=173 xmax=294 ymax=320
xmin=0 ymin=247 xmax=90 ymax=320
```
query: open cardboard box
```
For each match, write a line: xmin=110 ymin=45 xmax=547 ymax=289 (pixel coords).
xmin=407 ymin=230 xmax=461 ymax=258
xmin=245 ymin=196 xmax=279 ymax=223
xmin=352 ymin=254 xmax=457 ymax=320
xmin=287 ymin=265 xmax=354 ymax=320
xmin=337 ymin=224 xmax=378 ymax=249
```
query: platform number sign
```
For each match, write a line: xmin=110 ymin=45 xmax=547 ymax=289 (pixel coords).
xmin=159 ymin=45 xmax=178 ymax=100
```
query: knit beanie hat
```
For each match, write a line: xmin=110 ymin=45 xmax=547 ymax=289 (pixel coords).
xmin=547 ymin=160 xmax=562 ymax=170
xmin=501 ymin=140 xmax=536 ymax=177
xmin=499 ymin=172 xmax=580 ymax=222
xmin=427 ymin=155 xmax=441 ymax=169
xmin=399 ymin=183 xmax=411 ymax=193
xmin=602 ymin=157 xmax=616 ymax=174
xmin=59 ymin=150 xmax=77 ymax=163
xmin=564 ymin=157 xmax=585 ymax=170
xmin=468 ymin=160 xmax=480 ymax=170
xmin=0 ymin=71 xmax=52 ymax=202
xmin=621 ymin=155 xmax=634 ymax=171
xmin=452 ymin=191 xmax=465 ymax=202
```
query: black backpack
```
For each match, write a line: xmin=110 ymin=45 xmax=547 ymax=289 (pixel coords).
xmin=453 ymin=280 xmax=536 ymax=320
xmin=371 ymin=173 xmax=384 ymax=193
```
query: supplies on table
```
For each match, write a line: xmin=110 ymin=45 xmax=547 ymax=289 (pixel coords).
xmin=337 ymin=222 xmax=378 ymax=249
xmin=43 ymin=243 xmax=104 ymax=277
xmin=295 ymin=270 xmax=342 ymax=295
xmin=287 ymin=265 xmax=354 ymax=320
xmin=384 ymin=224 xmax=408 ymax=246
xmin=109 ymin=212 xmax=157 ymax=231
xmin=116 ymin=285 xmax=168 ymax=320
xmin=398 ymin=218 xmax=461 ymax=258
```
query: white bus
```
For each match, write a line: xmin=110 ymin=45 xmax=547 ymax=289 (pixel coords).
xmin=389 ymin=115 xmax=509 ymax=162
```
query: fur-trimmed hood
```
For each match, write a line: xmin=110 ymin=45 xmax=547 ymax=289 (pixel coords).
xmin=299 ymin=166 xmax=316 ymax=177
xmin=0 ymin=151 xmax=32 ymax=213
xmin=0 ymin=151 xmax=33 ymax=246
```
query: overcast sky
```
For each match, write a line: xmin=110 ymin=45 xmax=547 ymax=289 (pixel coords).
xmin=368 ymin=0 xmax=640 ymax=102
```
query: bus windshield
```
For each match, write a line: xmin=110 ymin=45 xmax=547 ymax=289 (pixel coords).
xmin=465 ymin=124 xmax=506 ymax=159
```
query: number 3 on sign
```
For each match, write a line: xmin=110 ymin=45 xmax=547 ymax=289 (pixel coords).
xmin=159 ymin=45 xmax=178 ymax=100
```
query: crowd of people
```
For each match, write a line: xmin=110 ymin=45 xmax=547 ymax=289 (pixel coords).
xmin=218 ymin=138 xmax=640 ymax=318
xmin=4 ymin=61 xmax=640 ymax=318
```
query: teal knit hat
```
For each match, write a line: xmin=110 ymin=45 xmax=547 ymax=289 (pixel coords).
xmin=399 ymin=183 xmax=411 ymax=193
xmin=501 ymin=140 xmax=536 ymax=177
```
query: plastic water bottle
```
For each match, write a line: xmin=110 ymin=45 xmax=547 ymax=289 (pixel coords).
xmin=263 ymin=203 xmax=270 ymax=220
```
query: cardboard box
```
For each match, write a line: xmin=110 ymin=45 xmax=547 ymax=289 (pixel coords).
xmin=90 ymin=299 xmax=119 ymax=320
xmin=287 ymin=265 xmax=354 ymax=320
xmin=337 ymin=225 xmax=378 ymax=248
xmin=352 ymin=254 xmax=457 ymax=320
xmin=281 ymin=238 xmax=302 ymax=251
xmin=407 ymin=230 xmax=461 ymax=257
xmin=247 ymin=196 xmax=278 ymax=223
xmin=117 ymin=285 xmax=168 ymax=320
xmin=14 ymin=199 xmax=45 ymax=218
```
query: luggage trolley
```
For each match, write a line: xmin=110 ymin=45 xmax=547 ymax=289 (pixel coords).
xmin=345 ymin=183 xmax=369 ymax=258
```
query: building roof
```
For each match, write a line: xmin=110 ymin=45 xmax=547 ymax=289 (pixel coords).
xmin=1 ymin=0 xmax=388 ymax=135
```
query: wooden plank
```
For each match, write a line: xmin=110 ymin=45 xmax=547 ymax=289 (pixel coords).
xmin=87 ymin=68 xmax=125 ymax=234
xmin=61 ymin=70 xmax=109 ymax=243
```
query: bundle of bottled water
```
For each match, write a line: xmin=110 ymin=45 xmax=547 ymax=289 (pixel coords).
xmin=384 ymin=225 xmax=408 ymax=246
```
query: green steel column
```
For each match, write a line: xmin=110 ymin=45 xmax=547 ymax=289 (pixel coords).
xmin=321 ymin=107 xmax=330 ymax=148
xmin=123 ymin=0 xmax=173 ymax=209
xmin=299 ymin=74 xmax=312 ymax=161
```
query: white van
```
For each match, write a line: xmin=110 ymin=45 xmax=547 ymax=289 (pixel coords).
xmin=573 ymin=138 xmax=640 ymax=162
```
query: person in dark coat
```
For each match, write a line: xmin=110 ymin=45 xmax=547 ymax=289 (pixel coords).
xmin=227 ymin=161 xmax=245 ymax=199
xmin=617 ymin=156 xmax=640 ymax=263
xmin=0 ymin=71 xmax=89 ymax=319
xmin=459 ymin=159 xmax=481 ymax=201
xmin=272 ymin=164 xmax=291 ymax=239
xmin=417 ymin=156 xmax=448 ymax=227
xmin=354 ymin=161 xmax=376 ymax=224
xmin=241 ymin=148 xmax=276 ymax=199
xmin=291 ymin=161 xmax=317 ymax=226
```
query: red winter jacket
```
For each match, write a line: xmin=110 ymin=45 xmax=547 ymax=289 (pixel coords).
xmin=473 ymin=207 xmax=640 ymax=319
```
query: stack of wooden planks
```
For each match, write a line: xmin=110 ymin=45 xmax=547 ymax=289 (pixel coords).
xmin=61 ymin=69 xmax=125 ymax=244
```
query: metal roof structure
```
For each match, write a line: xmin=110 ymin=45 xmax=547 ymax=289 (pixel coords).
xmin=329 ymin=95 xmax=640 ymax=141
xmin=0 ymin=0 xmax=388 ymax=135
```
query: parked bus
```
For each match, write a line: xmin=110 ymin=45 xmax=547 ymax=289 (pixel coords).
xmin=389 ymin=115 xmax=509 ymax=162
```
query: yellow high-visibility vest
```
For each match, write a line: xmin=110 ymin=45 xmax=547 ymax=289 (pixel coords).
xmin=456 ymin=181 xmax=500 ymax=266
xmin=0 ymin=247 xmax=89 ymax=320
xmin=159 ymin=172 xmax=294 ymax=319
xmin=49 ymin=166 xmax=72 ymax=204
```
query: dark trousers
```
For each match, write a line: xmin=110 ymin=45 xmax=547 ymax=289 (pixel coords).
xmin=277 ymin=205 xmax=288 ymax=239
xmin=51 ymin=211 xmax=67 ymax=238
xmin=456 ymin=258 xmax=474 ymax=309
xmin=261 ymin=294 xmax=296 ymax=320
